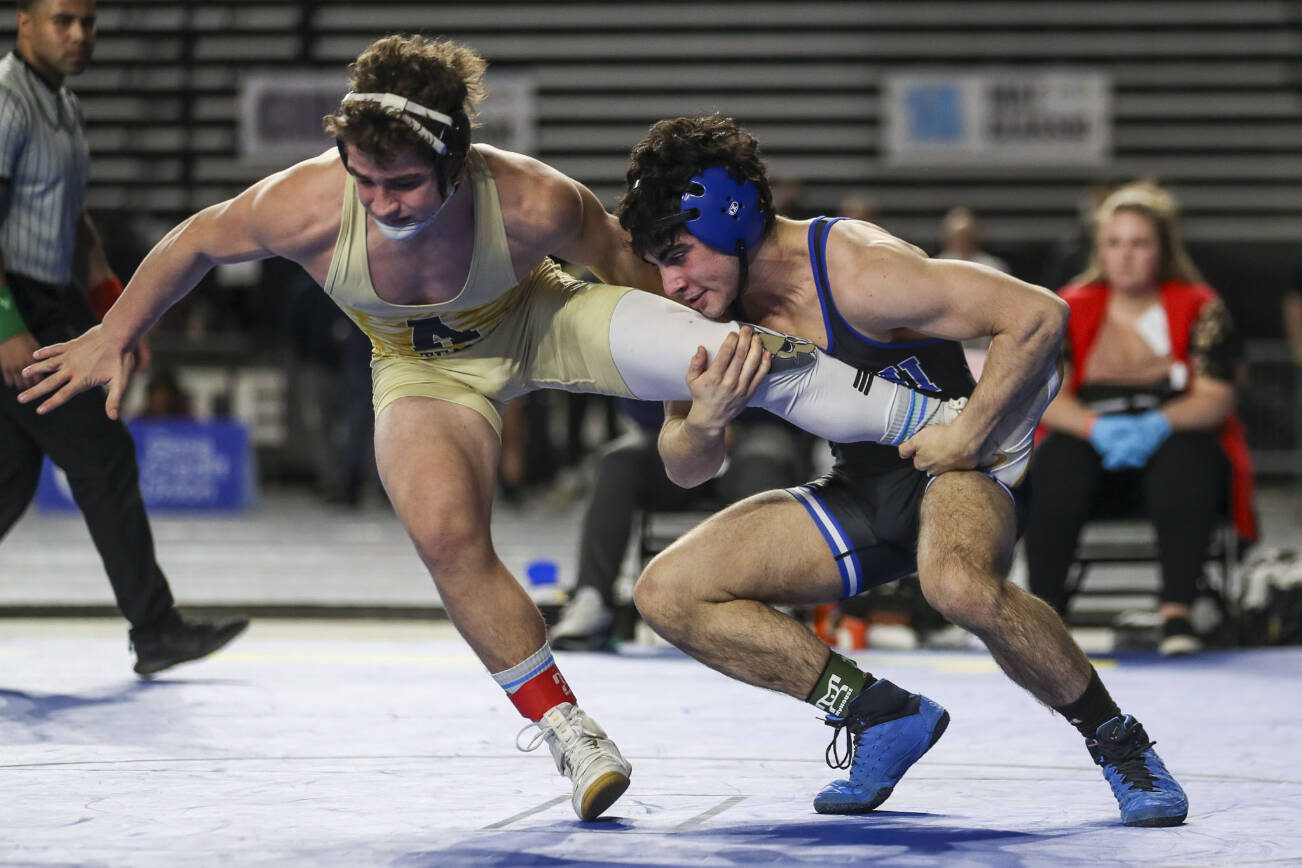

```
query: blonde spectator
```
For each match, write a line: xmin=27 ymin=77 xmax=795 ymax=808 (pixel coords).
xmin=1026 ymin=181 xmax=1257 ymax=656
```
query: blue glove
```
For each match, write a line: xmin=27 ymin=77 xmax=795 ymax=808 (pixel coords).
xmin=1088 ymin=414 xmax=1146 ymax=470
xmin=1128 ymin=410 xmax=1172 ymax=465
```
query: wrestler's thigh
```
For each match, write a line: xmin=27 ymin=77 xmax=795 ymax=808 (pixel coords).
xmin=917 ymin=471 xmax=1017 ymax=582
xmin=650 ymin=489 xmax=845 ymax=605
xmin=374 ymin=396 xmax=501 ymax=557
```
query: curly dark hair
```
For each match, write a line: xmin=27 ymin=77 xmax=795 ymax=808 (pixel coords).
xmin=323 ymin=34 xmax=487 ymax=167
xmin=617 ymin=115 xmax=774 ymax=258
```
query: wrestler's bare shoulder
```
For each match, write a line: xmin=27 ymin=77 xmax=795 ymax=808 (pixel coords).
xmin=820 ymin=216 xmax=934 ymax=337
xmin=478 ymin=145 xmax=583 ymax=247
xmin=828 ymin=217 xmax=927 ymax=261
xmin=247 ymin=150 xmax=346 ymax=261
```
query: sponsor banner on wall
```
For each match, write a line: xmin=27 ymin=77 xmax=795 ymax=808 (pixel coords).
xmin=883 ymin=70 xmax=1110 ymax=166
xmin=36 ymin=420 xmax=255 ymax=512
xmin=239 ymin=69 xmax=537 ymax=163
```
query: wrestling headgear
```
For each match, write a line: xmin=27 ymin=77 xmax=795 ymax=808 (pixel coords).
xmin=651 ymin=166 xmax=766 ymax=257
xmin=338 ymin=91 xmax=470 ymax=199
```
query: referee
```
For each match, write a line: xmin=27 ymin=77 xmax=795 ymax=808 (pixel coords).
xmin=0 ymin=0 xmax=247 ymax=675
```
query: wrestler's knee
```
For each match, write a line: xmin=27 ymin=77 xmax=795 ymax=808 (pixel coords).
xmin=406 ymin=509 xmax=489 ymax=575
xmin=633 ymin=551 xmax=700 ymax=636
xmin=919 ymin=567 xmax=1006 ymax=633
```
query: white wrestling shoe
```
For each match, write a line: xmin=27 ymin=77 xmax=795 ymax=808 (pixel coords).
xmin=927 ymin=364 xmax=1063 ymax=488
xmin=518 ymin=702 xmax=631 ymax=820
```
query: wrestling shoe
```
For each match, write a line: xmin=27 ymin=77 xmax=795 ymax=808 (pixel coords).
xmin=923 ymin=362 xmax=1063 ymax=488
xmin=548 ymin=587 xmax=615 ymax=651
xmin=130 ymin=611 xmax=249 ymax=676
xmin=1088 ymin=715 xmax=1188 ymax=827
xmin=813 ymin=680 xmax=950 ymax=814
xmin=518 ymin=702 xmax=631 ymax=821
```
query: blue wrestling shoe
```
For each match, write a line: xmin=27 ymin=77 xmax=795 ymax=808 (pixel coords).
xmin=813 ymin=680 xmax=950 ymax=814
xmin=1087 ymin=715 xmax=1188 ymax=827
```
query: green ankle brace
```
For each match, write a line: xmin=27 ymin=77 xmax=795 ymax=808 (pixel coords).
xmin=806 ymin=651 xmax=870 ymax=716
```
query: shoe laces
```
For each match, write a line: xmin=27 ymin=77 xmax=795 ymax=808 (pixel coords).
xmin=517 ymin=720 xmax=552 ymax=755
xmin=516 ymin=705 xmax=610 ymax=778
xmin=821 ymin=685 xmax=920 ymax=772
xmin=1088 ymin=723 xmax=1159 ymax=791
xmin=822 ymin=713 xmax=864 ymax=771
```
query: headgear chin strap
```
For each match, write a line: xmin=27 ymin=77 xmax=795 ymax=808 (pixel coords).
xmin=339 ymin=91 xmax=470 ymax=198
xmin=650 ymin=166 xmax=767 ymax=293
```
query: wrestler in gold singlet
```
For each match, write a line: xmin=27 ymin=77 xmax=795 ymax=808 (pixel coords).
xmin=325 ymin=146 xmax=635 ymax=433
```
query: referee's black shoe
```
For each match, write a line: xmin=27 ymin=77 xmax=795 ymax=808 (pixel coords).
xmin=130 ymin=611 xmax=249 ymax=677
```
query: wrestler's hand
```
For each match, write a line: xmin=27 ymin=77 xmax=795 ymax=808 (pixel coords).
xmin=683 ymin=326 xmax=772 ymax=433
xmin=898 ymin=418 xmax=984 ymax=476
xmin=18 ymin=324 xmax=136 ymax=418
xmin=1 ymin=331 xmax=39 ymax=390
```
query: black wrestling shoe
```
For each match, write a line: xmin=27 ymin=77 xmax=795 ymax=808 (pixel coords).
xmin=130 ymin=612 xmax=249 ymax=676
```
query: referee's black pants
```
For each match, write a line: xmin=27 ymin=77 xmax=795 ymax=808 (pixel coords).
xmin=1024 ymin=429 xmax=1228 ymax=616
xmin=0 ymin=272 xmax=174 ymax=630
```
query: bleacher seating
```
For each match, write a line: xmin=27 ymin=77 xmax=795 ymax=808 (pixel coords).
xmin=0 ymin=1 xmax=1296 ymax=249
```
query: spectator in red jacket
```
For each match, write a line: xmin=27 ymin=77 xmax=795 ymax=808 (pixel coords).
xmin=1026 ymin=180 xmax=1255 ymax=656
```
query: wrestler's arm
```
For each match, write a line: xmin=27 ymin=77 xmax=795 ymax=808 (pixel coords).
xmin=541 ymin=171 xmax=662 ymax=293
xmin=659 ymin=400 xmax=722 ymax=488
xmin=827 ymin=228 xmax=1068 ymax=468
xmin=20 ymin=155 xmax=336 ymax=416
xmin=657 ymin=328 xmax=771 ymax=488
xmin=1039 ymin=362 xmax=1097 ymax=438
xmin=103 ymin=160 xmax=329 ymax=348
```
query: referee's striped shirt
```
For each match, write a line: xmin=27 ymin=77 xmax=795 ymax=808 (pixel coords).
xmin=0 ymin=50 xmax=90 ymax=287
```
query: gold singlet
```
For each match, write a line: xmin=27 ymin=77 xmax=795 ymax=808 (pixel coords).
xmin=322 ymin=146 xmax=635 ymax=435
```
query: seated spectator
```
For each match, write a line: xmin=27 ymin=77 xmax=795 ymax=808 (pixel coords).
xmin=1025 ymin=181 xmax=1257 ymax=656
xmin=838 ymin=194 xmax=880 ymax=224
xmin=937 ymin=206 xmax=1010 ymax=274
xmin=138 ymin=368 xmax=193 ymax=420
xmin=549 ymin=400 xmax=809 ymax=648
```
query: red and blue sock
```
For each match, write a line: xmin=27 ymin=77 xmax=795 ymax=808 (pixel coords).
xmin=491 ymin=643 xmax=575 ymax=721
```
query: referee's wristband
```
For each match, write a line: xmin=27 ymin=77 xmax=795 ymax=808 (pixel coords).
xmin=88 ymin=275 xmax=124 ymax=319
xmin=0 ymin=283 xmax=30 ymax=342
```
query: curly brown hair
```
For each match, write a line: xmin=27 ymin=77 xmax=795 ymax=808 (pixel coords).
xmin=323 ymin=34 xmax=487 ymax=168
xmin=617 ymin=115 xmax=774 ymax=258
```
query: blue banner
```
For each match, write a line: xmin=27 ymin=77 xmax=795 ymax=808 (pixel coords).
xmin=36 ymin=420 xmax=256 ymax=512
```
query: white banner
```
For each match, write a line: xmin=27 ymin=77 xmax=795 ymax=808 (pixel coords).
xmin=239 ymin=69 xmax=537 ymax=163
xmin=883 ymin=70 xmax=1110 ymax=167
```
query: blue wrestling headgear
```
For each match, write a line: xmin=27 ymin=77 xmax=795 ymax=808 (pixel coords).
xmin=648 ymin=166 xmax=767 ymax=294
xmin=651 ymin=166 xmax=766 ymax=257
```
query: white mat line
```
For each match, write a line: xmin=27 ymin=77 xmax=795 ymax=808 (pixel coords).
xmin=673 ymin=795 xmax=747 ymax=831
xmin=480 ymin=795 xmax=570 ymax=829
xmin=3 ymin=756 xmax=1297 ymax=788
